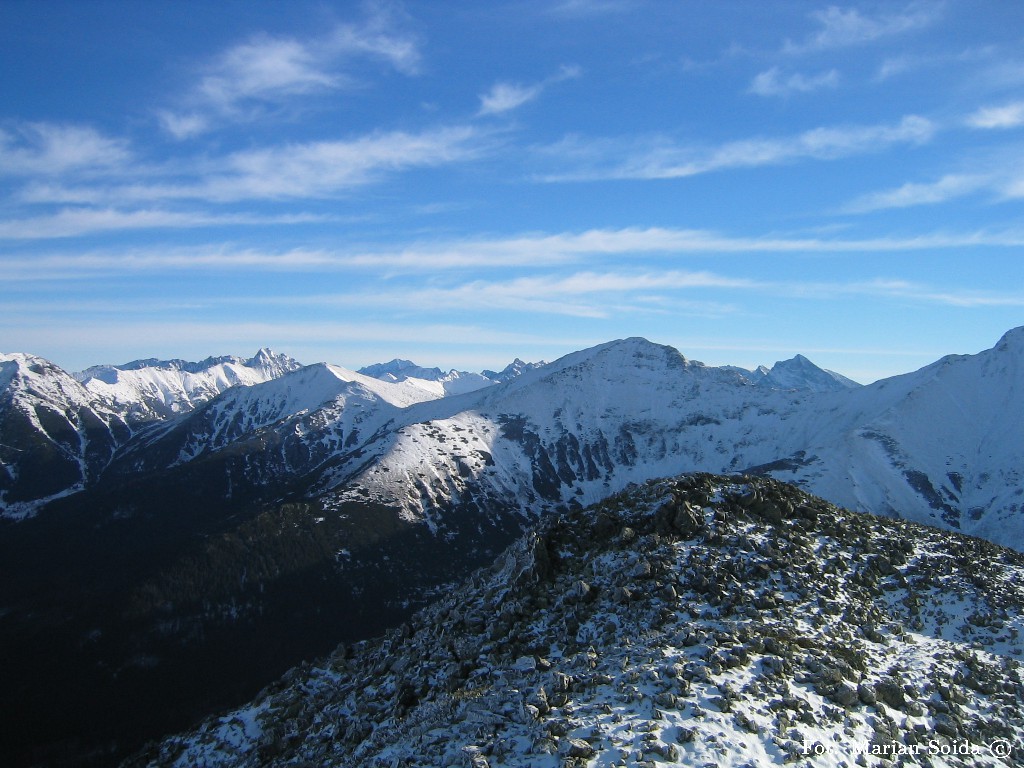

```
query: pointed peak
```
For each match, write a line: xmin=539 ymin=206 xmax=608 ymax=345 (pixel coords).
xmin=759 ymin=354 xmax=859 ymax=392
xmin=247 ymin=348 xmax=302 ymax=375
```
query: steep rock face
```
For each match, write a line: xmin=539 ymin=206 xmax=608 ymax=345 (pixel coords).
xmin=129 ymin=474 xmax=1024 ymax=768
xmin=0 ymin=353 xmax=131 ymax=516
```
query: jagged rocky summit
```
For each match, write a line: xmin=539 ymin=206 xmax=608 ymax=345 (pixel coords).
xmin=128 ymin=474 xmax=1024 ymax=768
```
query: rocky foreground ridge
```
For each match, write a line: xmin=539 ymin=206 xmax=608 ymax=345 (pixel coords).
xmin=129 ymin=475 xmax=1024 ymax=768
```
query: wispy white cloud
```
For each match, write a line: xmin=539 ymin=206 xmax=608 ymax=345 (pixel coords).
xmin=784 ymin=4 xmax=938 ymax=54
xmin=876 ymin=54 xmax=918 ymax=81
xmin=748 ymin=67 xmax=839 ymax=97
xmin=197 ymin=35 xmax=342 ymax=108
xmin=18 ymin=125 xmax=484 ymax=207
xmin=8 ymin=226 xmax=1024 ymax=279
xmin=0 ymin=208 xmax=336 ymax=240
xmin=540 ymin=116 xmax=935 ymax=181
xmin=159 ymin=4 xmax=420 ymax=137
xmin=477 ymin=65 xmax=581 ymax=116
xmin=1002 ymin=174 xmax=1024 ymax=199
xmin=206 ymin=126 xmax=482 ymax=200
xmin=838 ymin=278 xmax=1024 ymax=307
xmin=325 ymin=3 xmax=421 ymax=76
xmin=546 ymin=0 xmax=637 ymax=17
xmin=875 ymin=46 xmax=994 ymax=82
xmin=0 ymin=247 xmax=343 ymax=280
xmin=156 ymin=111 xmax=210 ymax=141
xmin=0 ymin=123 xmax=131 ymax=176
xmin=843 ymin=173 xmax=989 ymax=213
xmin=967 ymin=101 xmax=1024 ymax=130
xmin=294 ymin=270 xmax=749 ymax=318
xmin=478 ymin=82 xmax=544 ymax=116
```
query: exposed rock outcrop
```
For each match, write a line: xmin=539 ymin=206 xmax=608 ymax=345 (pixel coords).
xmin=128 ymin=474 xmax=1024 ymax=768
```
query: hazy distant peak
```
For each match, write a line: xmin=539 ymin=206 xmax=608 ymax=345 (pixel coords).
xmin=357 ymin=359 xmax=445 ymax=382
xmin=756 ymin=354 xmax=860 ymax=393
xmin=482 ymin=357 xmax=547 ymax=383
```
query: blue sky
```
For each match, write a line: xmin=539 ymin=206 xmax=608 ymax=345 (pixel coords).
xmin=2 ymin=0 xmax=1023 ymax=382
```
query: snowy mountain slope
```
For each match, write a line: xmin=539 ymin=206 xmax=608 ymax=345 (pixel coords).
xmin=778 ymin=326 xmax=1024 ymax=545
xmin=331 ymin=330 xmax=1024 ymax=551
xmin=0 ymin=353 xmax=131 ymax=517
xmin=129 ymin=474 xmax=1024 ymax=768
xmin=4 ymin=328 xmax=1022 ymax=551
xmin=105 ymin=361 xmax=468 ymax=489
xmin=0 ymin=349 xmax=302 ymax=519
xmin=76 ymin=348 xmax=302 ymax=423
xmin=336 ymin=338 xmax=810 ymax=522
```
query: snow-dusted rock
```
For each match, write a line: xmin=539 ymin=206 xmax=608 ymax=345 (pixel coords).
xmin=127 ymin=474 xmax=1024 ymax=768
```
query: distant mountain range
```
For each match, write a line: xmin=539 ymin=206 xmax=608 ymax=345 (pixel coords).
xmin=0 ymin=342 xmax=861 ymax=525
xmin=0 ymin=328 xmax=1021 ymax=765
xmin=7 ymin=329 xmax=1014 ymax=545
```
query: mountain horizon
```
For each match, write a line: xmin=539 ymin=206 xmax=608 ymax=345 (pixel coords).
xmin=1 ymin=325 xmax=1022 ymax=766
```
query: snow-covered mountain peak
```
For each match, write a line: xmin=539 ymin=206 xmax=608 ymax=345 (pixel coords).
xmin=321 ymin=363 xmax=473 ymax=408
xmin=0 ymin=352 xmax=130 ymax=517
xmin=544 ymin=336 xmax=688 ymax=376
xmin=358 ymin=359 xmax=494 ymax=396
xmin=994 ymin=324 xmax=1024 ymax=353
xmin=357 ymin=359 xmax=444 ymax=383
xmin=482 ymin=357 xmax=547 ymax=383
xmin=247 ymin=347 xmax=302 ymax=378
xmin=758 ymin=353 xmax=861 ymax=392
xmin=1 ymin=352 xmax=99 ymax=409
xmin=209 ymin=361 xmax=446 ymax=416
xmin=75 ymin=349 xmax=303 ymax=423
